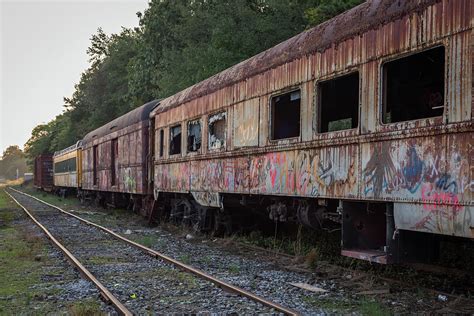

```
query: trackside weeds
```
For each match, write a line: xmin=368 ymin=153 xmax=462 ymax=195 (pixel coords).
xmin=12 ymin=186 xmax=474 ymax=314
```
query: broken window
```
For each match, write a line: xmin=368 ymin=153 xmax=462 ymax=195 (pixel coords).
xmin=318 ymin=72 xmax=359 ymax=133
xmin=383 ymin=46 xmax=445 ymax=123
xmin=271 ymin=90 xmax=301 ymax=140
xmin=159 ymin=129 xmax=164 ymax=157
xmin=169 ymin=125 xmax=181 ymax=155
xmin=208 ymin=112 xmax=226 ymax=150
xmin=187 ymin=119 xmax=201 ymax=153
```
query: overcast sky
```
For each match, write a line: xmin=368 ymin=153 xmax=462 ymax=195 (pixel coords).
xmin=0 ymin=0 xmax=149 ymax=154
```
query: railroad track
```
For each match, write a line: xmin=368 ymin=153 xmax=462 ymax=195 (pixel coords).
xmin=234 ymin=241 xmax=474 ymax=309
xmin=5 ymin=188 xmax=298 ymax=315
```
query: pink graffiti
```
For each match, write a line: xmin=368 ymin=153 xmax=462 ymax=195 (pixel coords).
xmin=421 ymin=183 xmax=463 ymax=213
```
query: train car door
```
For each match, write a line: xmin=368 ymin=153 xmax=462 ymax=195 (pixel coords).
xmin=111 ymin=139 xmax=118 ymax=186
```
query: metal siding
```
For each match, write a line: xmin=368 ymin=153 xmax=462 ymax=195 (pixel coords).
xmin=233 ymin=98 xmax=259 ymax=147
xmin=150 ymin=0 xmax=473 ymax=239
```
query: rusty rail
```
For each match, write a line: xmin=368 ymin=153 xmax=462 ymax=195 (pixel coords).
xmin=8 ymin=187 xmax=299 ymax=316
xmin=4 ymin=189 xmax=132 ymax=316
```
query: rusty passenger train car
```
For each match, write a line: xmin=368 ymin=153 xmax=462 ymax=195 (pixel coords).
xmin=41 ymin=0 xmax=473 ymax=264
xmin=80 ymin=100 xmax=159 ymax=207
xmin=149 ymin=0 xmax=473 ymax=263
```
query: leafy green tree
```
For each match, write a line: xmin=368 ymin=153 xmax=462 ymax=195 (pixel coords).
xmin=0 ymin=145 xmax=29 ymax=180
xmin=25 ymin=0 xmax=363 ymax=163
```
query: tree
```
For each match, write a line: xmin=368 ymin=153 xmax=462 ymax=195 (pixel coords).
xmin=24 ymin=0 xmax=363 ymax=163
xmin=0 ymin=145 xmax=29 ymax=180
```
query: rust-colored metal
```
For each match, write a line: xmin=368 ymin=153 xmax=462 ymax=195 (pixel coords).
xmin=151 ymin=0 xmax=473 ymax=239
xmin=5 ymin=189 xmax=132 ymax=316
xmin=81 ymin=100 xmax=159 ymax=195
xmin=10 ymin=188 xmax=299 ymax=316
xmin=34 ymin=154 xmax=54 ymax=191
xmin=151 ymin=0 xmax=452 ymax=114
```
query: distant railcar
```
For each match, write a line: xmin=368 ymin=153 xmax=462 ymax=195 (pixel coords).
xmin=53 ymin=141 xmax=82 ymax=195
xmin=79 ymin=100 xmax=159 ymax=208
xmin=34 ymin=154 xmax=54 ymax=191
xmin=149 ymin=0 xmax=474 ymax=263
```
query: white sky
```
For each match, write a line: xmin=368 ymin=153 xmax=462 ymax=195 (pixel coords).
xmin=0 ymin=0 xmax=149 ymax=154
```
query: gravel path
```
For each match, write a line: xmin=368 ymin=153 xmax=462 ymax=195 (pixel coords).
xmin=8 ymin=189 xmax=278 ymax=314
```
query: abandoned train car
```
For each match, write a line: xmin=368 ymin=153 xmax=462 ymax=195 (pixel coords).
xmin=53 ymin=141 xmax=82 ymax=195
xmin=34 ymin=154 xmax=54 ymax=191
xmin=80 ymin=100 xmax=159 ymax=208
xmin=150 ymin=0 xmax=474 ymax=263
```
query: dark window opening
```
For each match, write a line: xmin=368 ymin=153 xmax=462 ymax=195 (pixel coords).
xmin=319 ymin=72 xmax=359 ymax=133
xmin=187 ymin=119 xmax=201 ymax=153
xmin=169 ymin=125 xmax=182 ymax=155
xmin=271 ymin=90 xmax=301 ymax=140
xmin=383 ymin=46 xmax=445 ymax=123
xmin=54 ymin=158 xmax=76 ymax=173
xmin=208 ymin=112 xmax=226 ymax=150
xmin=159 ymin=130 xmax=164 ymax=157
xmin=93 ymin=145 xmax=98 ymax=185
xmin=111 ymin=138 xmax=118 ymax=186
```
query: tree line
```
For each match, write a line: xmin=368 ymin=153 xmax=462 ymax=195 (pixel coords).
xmin=23 ymin=0 xmax=362 ymax=165
xmin=0 ymin=146 xmax=29 ymax=181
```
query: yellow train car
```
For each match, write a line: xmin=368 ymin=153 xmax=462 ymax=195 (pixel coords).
xmin=53 ymin=141 xmax=82 ymax=191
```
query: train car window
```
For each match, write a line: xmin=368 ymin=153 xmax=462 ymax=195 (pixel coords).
xmin=383 ymin=46 xmax=445 ymax=123
xmin=169 ymin=124 xmax=182 ymax=155
xmin=93 ymin=145 xmax=98 ymax=185
xmin=318 ymin=72 xmax=359 ymax=133
xmin=159 ymin=129 xmax=164 ymax=157
xmin=208 ymin=112 xmax=226 ymax=150
xmin=54 ymin=158 xmax=76 ymax=173
xmin=270 ymin=90 xmax=301 ymax=140
xmin=187 ymin=119 xmax=201 ymax=153
xmin=111 ymin=138 xmax=118 ymax=186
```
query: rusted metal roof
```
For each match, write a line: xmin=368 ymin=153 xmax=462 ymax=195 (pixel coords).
xmin=153 ymin=0 xmax=442 ymax=115
xmin=83 ymin=100 xmax=160 ymax=143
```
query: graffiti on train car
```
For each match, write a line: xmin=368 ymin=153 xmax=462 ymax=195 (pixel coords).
xmin=249 ymin=151 xmax=296 ymax=195
xmin=122 ymin=167 xmax=137 ymax=192
xmin=191 ymin=158 xmax=250 ymax=193
xmin=362 ymin=137 xmax=472 ymax=205
xmin=155 ymin=163 xmax=190 ymax=192
xmin=247 ymin=147 xmax=358 ymax=197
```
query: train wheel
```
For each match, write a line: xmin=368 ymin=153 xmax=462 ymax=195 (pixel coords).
xmin=212 ymin=208 xmax=232 ymax=237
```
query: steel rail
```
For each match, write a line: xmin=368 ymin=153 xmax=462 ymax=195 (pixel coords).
xmin=4 ymin=189 xmax=132 ymax=316
xmin=9 ymin=188 xmax=299 ymax=316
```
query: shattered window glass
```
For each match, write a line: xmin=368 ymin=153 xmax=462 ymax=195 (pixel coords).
xmin=208 ymin=112 xmax=226 ymax=150
xmin=187 ymin=119 xmax=201 ymax=153
xmin=169 ymin=124 xmax=182 ymax=155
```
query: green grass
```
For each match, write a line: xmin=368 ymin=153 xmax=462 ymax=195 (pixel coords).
xmin=135 ymin=235 xmax=155 ymax=248
xmin=68 ymin=299 xmax=104 ymax=316
xmin=302 ymin=296 xmax=390 ymax=315
xmin=0 ymin=188 xmax=107 ymax=314
xmin=228 ymin=263 xmax=240 ymax=274
xmin=0 ymin=193 xmax=47 ymax=313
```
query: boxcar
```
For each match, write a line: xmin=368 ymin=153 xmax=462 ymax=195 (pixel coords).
xmin=53 ymin=141 xmax=82 ymax=194
xmin=150 ymin=0 xmax=474 ymax=263
xmin=34 ymin=154 xmax=54 ymax=191
xmin=80 ymin=100 xmax=159 ymax=208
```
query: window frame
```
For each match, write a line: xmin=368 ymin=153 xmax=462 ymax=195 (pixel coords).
xmin=207 ymin=111 xmax=227 ymax=151
xmin=379 ymin=44 xmax=446 ymax=127
xmin=315 ymin=70 xmax=361 ymax=135
xmin=268 ymin=86 xmax=302 ymax=144
xmin=186 ymin=117 xmax=203 ymax=155
xmin=168 ymin=123 xmax=183 ymax=157
xmin=158 ymin=129 xmax=164 ymax=158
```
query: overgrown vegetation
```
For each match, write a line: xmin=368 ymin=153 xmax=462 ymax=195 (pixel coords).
xmin=0 ymin=146 xmax=29 ymax=180
xmin=0 ymin=190 xmax=104 ymax=313
xmin=23 ymin=0 xmax=364 ymax=164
